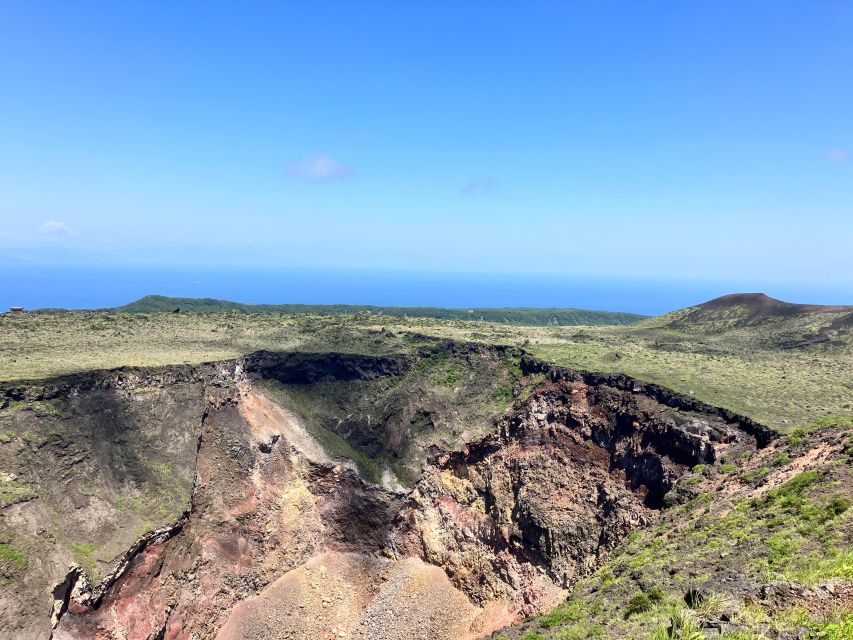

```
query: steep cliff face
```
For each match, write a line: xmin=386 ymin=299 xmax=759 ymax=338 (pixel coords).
xmin=1 ymin=346 xmax=518 ymax=639
xmin=391 ymin=378 xmax=758 ymax=617
xmin=255 ymin=342 xmax=525 ymax=486
xmin=1 ymin=346 xmax=768 ymax=639
xmin=0 ymin=365 xmax=220 ymax=639
xmin=54 ymin=383 xmax=408 ymax=640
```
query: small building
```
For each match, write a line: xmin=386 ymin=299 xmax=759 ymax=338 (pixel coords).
xmin=9 ymin=307 xmax=24 ymax=313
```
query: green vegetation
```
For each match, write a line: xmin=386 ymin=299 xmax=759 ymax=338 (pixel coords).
xmin=515 ymin=415 xmax=853 ymax=639
xmin=261 ymin=380 xmax=387 ymax=483
xmin=0 ymin=541 xmax=27 ymax=572
xmin=741 ymin=466 xmax=771 ymax=484
xmin=789 ymin=415 xmax=853 ymax=445
xmin=649 ymin=607 xmax=706 ymax=640
xmin=624 ymin=586 xmax=665 ymax=618
xmin=71 ymin=541 xmax=102 ymax=582
xmin=494 ymin=385 xmax=514 ymax=405
xmin=0 ymin=479 xmax=35 ymax=508
xmin=2 ymin=292 xmax=848 ymax=637
xmin=115 ymin=295 xmax=646 ymax=326
xmin=771 ymin=452 xmax=790 ymax=466
xmin=3 ymin=292 xmax=849 ymax=432
xmin=0 ymin=293 xmax=850 ymax=635
xmin=113 ymin=481 xmax=189 ymax=532
xmin=259 ymin=346 xmax=522 ymax=486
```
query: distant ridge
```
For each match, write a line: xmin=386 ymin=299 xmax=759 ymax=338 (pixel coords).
xmin=113 ymin=295 xmax=647 ymax=327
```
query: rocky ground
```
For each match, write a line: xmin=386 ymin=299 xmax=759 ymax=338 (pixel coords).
xmin=0 ymin=341 xmax=849 ymax=640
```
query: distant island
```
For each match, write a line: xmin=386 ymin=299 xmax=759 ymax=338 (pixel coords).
xmin=114 ymin=294 xmax=647 ymax=326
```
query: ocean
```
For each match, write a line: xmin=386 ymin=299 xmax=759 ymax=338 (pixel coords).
xmin=0 ymin=265 xmax=849 ymax=316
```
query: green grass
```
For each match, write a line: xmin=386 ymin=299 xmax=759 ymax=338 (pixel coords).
xmin=788 ymin=547 xmax=853 ymax=584
xmin=812 ymin=612 xmax=853 ymax=640
xmin=789 ymin=415 xmax=853 ymax=445
xmin=494 ymin=385 xmax=514 ymax=406
xmin=649 ymin=606 xmax=706 ymax=640
xmin=538 ymin=599 xmax=584 ymax=629
xmin=624 ymin=586 xmax=665 ymax=618
xmin=0 ymin=542 xmax=27 ymax=572
xmin=2 ymin=299 xmax=850 ymax=433
xmin=517 ymin=423 xmax=853 ymax=640
xmin=71 ymin=541 xmax=102 ymax=582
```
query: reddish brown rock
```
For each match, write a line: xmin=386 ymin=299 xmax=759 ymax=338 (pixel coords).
xmin=49 ymin=360 xmax=758 ymax=639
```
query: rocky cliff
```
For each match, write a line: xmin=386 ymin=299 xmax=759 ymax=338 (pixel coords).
xmin=0 ymin=345 xmax=769 ymax=639
xmin=391 ymin=376 xmax=760 ymax=618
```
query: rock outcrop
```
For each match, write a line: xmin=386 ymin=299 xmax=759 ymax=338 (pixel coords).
xmin=0 ymin=346 xmax=766 ymax=639
xmin=391 ymin=378 xmax=755 ymax=617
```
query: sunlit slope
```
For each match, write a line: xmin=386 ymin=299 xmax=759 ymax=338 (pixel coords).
xmin=2 ymin=293 xmax=850 ymax=432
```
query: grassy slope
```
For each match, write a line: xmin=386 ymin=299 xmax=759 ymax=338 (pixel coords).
xmin=114 ymin=294 xmax=647 ymax=326
xmin=504 ymin=298 xmax=853 ymax=639
xmin=1 ymin=295 xmax=850 ymax=432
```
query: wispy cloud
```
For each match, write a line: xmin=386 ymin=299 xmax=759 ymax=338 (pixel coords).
xmin=285 ymin=153 xmax=354 ymax=182
xmin=36 ymin=220 xmax=75 ymax=238
xmin=461 ymin=176 xmax=497 ymax=195
xmin=826 ymin=147 xmax=849 ymax=163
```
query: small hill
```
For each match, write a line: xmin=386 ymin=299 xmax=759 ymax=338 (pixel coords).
xmin=686 ymin=292 xmax=850 ymax=320
xmin=641 ymin=292 xmax=852 ymax=349
xmin=647 ymin=292 xmax=851 ymax=328
xmin=113 ymin=295 xmax=647 ymax=327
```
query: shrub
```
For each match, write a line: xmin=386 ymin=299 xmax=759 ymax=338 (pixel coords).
xmin=814 ymin=612 xmax=853 ymax=640
xmin=624 ymin=586 xmax=664 ymax=618
xmin=624 ymin=592 xmax=653 ymax=618
xmin=650 ymin=607 xmax=705 ymax=640
xmin=495 ymin=386 xmax=513 ymax=404
xmin=742 ymin=466 xmax=771 ymax=484
xmin=757 ymin=470 xmax=821 ymax=514
xmin=771 ymin=452 xmax=790 ymax=467
xmin=825 ymin=496 xmax=851 ymax=518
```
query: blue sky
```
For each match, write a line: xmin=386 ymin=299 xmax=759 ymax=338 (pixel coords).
xmin=0 ymin=1 xmax=851 ymax=293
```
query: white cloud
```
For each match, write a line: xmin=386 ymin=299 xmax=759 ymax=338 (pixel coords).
xmin=285 ymin=153 xmax=354 ymax=182
xmin=36 ymin=220 xmax=75 ymax=237
xmin=826 ymin=148 xmax=849 ymax=163
xmin=461 ymin=176 xmax=497 ymax=195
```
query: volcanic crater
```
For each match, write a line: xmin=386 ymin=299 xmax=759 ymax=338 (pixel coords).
xmin=1 ymin=345 xmax=771 ymax=640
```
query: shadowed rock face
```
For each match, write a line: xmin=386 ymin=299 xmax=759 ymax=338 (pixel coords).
xmin=1 ymin=347 xmax=764 ymax=640
xmin=0 ymin=368 xmax=211 ymax=640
